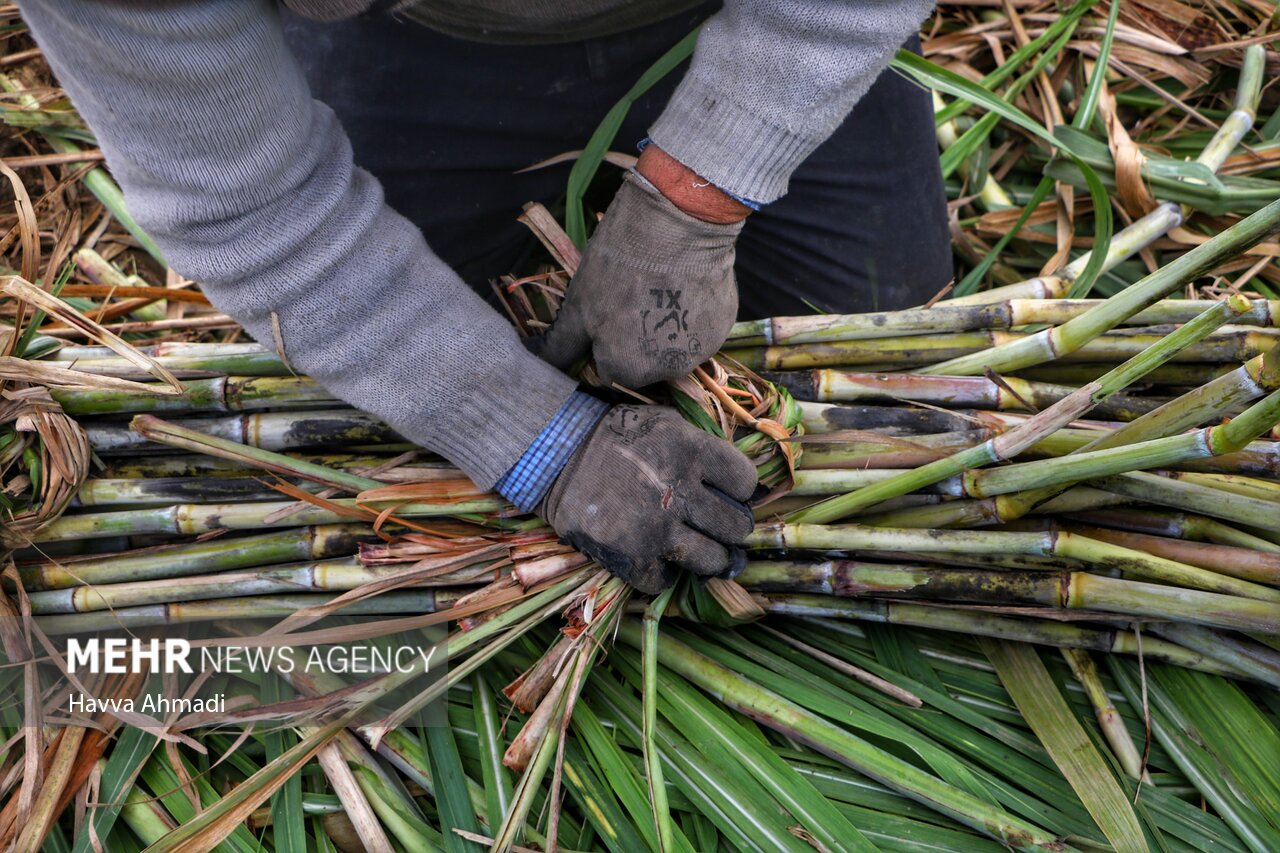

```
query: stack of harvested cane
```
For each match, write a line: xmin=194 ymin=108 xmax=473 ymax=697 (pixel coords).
xmin=18 ymin=199 xmax=1280 ymax=673
xmin=3 ymin=6 xmax=1280 ymax=853
xmin=6 ymin=124 xmax=1280 ymax=853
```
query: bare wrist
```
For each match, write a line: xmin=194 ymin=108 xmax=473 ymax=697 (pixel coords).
xmin=635 ymin=144 xmax=752 ymax=225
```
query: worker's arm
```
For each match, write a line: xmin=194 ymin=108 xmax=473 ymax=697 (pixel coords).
xmin=23 ymin=0 xmax=756 ymax=591
xmin=533 ymin=0 xmax=935 ymax=385
xmin=21 ymin=0 xmax=577 ymax=489
xmin=650 ymin=0 xmax=937 ymax=205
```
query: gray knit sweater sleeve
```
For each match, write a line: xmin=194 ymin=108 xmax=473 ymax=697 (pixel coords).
xmin=650 ymin=0 xmax=936 ymax=203
xmin=20 ymin=0 xmax=578 ymax=488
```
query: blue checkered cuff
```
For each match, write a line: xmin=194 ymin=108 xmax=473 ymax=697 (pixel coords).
xmin=635 ymin=138 xmax=764 ymax=211
xmin=496 ymin=392 xmax=610 ymax=512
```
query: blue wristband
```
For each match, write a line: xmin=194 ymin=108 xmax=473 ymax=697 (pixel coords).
xmin=495 ymin=392 xmax=610 ymax=512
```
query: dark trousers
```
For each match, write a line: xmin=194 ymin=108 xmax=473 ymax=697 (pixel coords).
xmin=282 ymin=5 xmax=951 ymax=318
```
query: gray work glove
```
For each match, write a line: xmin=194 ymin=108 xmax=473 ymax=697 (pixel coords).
xmin=540 ymin=405 xmax=757 ymax=594
xmin=530 ymin=172 xmax=744 ymax=387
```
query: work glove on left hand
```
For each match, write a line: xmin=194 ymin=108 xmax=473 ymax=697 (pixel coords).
xmin=529 ymin=172 xmax=744 ymax=387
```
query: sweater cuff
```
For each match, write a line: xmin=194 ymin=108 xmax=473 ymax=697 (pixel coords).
xmin=495 ymin=392 xmax=610 ymax=512
xmin=648 ymin=73 xmax=828 ymax=205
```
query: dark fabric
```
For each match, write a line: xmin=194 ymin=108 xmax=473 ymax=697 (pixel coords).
xmin=282 ymin=6 xmax=951 ymax=318
xmin=395 ymin=0 xmax=706 ymax=44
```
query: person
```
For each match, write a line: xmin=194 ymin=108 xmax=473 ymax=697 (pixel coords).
xmin=23 ymin=1 xmax=949 ymax=594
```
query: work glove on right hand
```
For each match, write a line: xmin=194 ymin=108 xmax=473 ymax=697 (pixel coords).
xmin=529 ymin=172 xmax=744 ymax=388
xmin=539 ymin=404 xmax=757 ymax=594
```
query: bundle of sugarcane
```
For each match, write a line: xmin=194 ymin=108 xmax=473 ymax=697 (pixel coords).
xmin=7 ymin=178 xmax=1280 ymax=851
xmin=4 ymin=2 xmax=1280 ymax=852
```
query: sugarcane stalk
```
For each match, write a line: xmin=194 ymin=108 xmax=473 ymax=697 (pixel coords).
xmin=935 ymin=91 xmax=1015 ymax=211
xmin=748 ymin=521 xmax=1053 ymax=554
xmin=1100 ymin=344 xmax=1280 ymax=444
xmin=98 ymin=452 xmax=400 ymax=480
xmin=777 ymin=370 xmax=1162 ymax=419
xmin=789 ymin=296 xmax=1249 ymax=523
xmin=89 ymin=410 xmax=399 ymax=455
xmin=728 ymin=297 xmax=1280 ymax=347
xmin=31 ymin=495 xmax=508 ymax=542
xmin=118 ymin=786 xmax=172 ymax=846
xmin=24 ymin=557 xmax=502 ymax=614
xmin=783 ymin=370 xmax=1073 ymax=409
xmin=1065 ymin=507 xmax=1280 ymax=554
xmin=34 ymin=591 xmax=442 ymax=633
xmin=51 ymin=376 xmax=333 ymax=416
xmin=743 ymin=549 xmax=1078 ymax=581
xmin=1011 ymin=298 xmax=1278 ymax=328
xmin=1016 ymin=361 xmax=1233 ymax=388
xmin=615 ymin=620 xmax=1073 ymax=852
xmin=800 ymin=436 xmax=1280 ymax=482
xmin=72 ymin=247 xmax=166 ymax=322
xmin=789 ymin=469 xmax=947 ymax=496
xmin=815 ymin=485 xmax=1130 ymax=531
xmin=795 ymin=424 xmax=1271 ymax=473
xmin=765 ymin=598 xmax=1241 ymax=677
xmin=1162 ymin=445 xmax=1280 ymax=478
xmin=944 ymin=204 xmax=1183 ymax=307
xmin=1052 ymin=528 xmax=1280 ymax=605
xmin=796 ymin=401 xmax=1023 ymax=435
xmin=848 ymin=497 xmax=1015 ymax=529
xmin=969 ymin=342 xmax=1280 ymax=524
xmin=797 ymin=430 xmax=993 ymax=471
xmin=49 ymin=341 xmax=265 ymax=360
xmin=128 ymin=415 xmax=394 ymax=494
xmin=728 ymin=328 xmax=1278 ymax=371
xmin=727 ymin=330 xmax=1000 ymax=368
xmin=729 ymin=303 xmax=1010 ymax=347
xmin=800 ymin=428 xmax=996 ymax=456
xmin=1195 ymin=45 xmax=1266 ymax=171
xmin=45 ymin=349 xmax=290 ymax=379
xmin=1150 ymin=623 xmax=1280 ymax=690
xmin=1163 ymin=470 xmax=1280 ymax=502
xmin=1058 ymin=522 xmax=1280 ymax=585
xmin=1059 ymin=648 xmax=1150 ymax=782
xmin=1094 ymin=472 xmax=1280 ymax=533
xmin=758 ymin=493 xmax=943 ymax=521
xmin=1240 ymin=526 xmax=1280 ymax=549
xmin=918 ymin=199 xmax=1280 ymax=375
xmin=754 ymin=555 xmax=1280 ymax=632
xmin=960 ymin=387 xmax=1280 ymax=497
xmin=16 ymin=523 xmax=371 ymax=590
xmin=858 ymin=548 xmax=1089 ymax=574
xmin=1029 ymin=486 xmax=1133 ymax=515
xmin=505 ymin=634 xmax=576 ymax=713
xmin=74 ymin=476 xmax=302 ymax=507
xmin=797 ymin=427 xmax=1141 ymax=484
xmin=749 ymin=523 xmax=1280 ymax=602
xmin=800 ymin=405 xmax=1127 ymax=438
